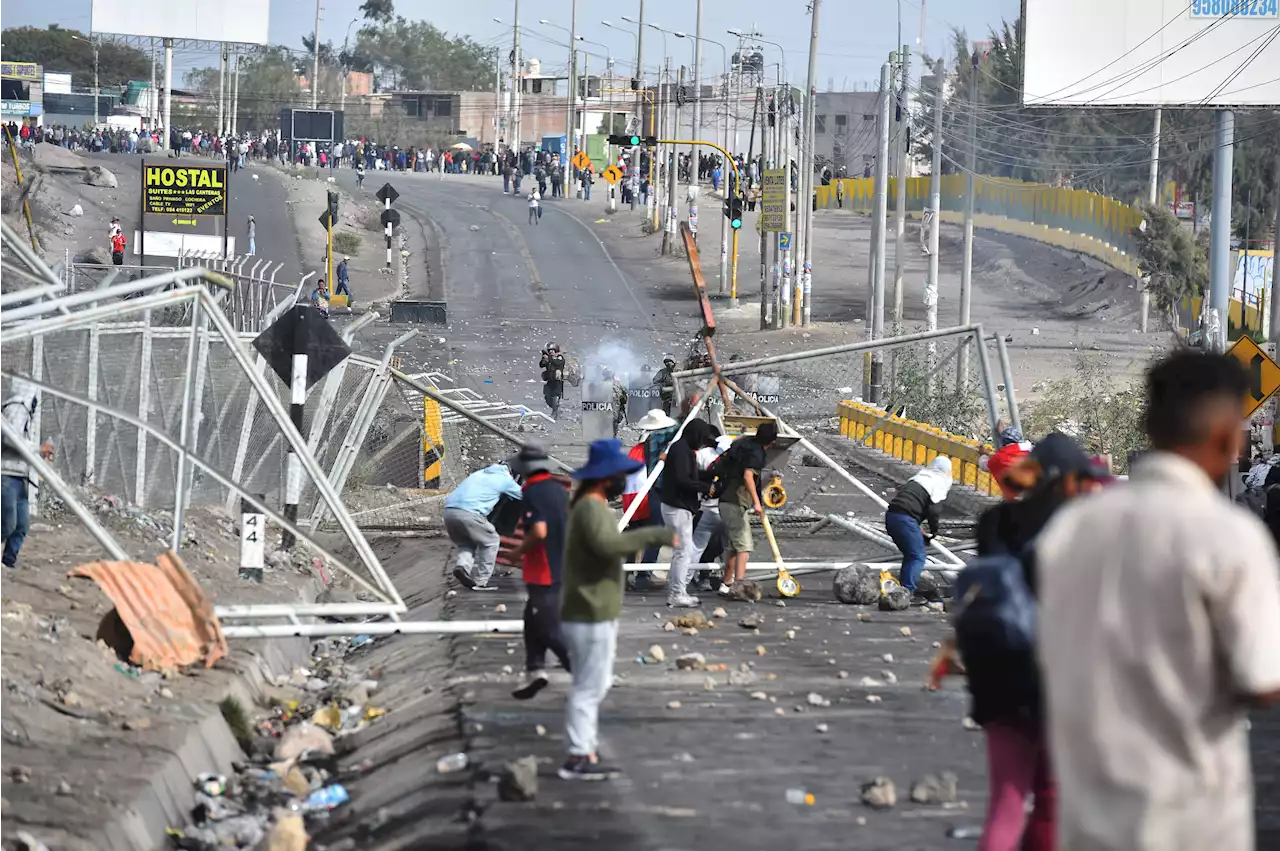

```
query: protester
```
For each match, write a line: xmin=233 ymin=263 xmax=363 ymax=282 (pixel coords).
xmin=335 ymin=256 xmax=352 ymax=302
xmin=110 ymin=228 xmax=127 ymax=266
xmin=623 ymin=409 xmax=679 ymax=590
xmin=444 ymin=462 xmax=523 ymax=592
xmin=659 ymin=419 xmax=714 ymax=608
xmin=528 ymin=187 xmax=541 ymax=225
xmin=981 ymin=423 xmax=1034 ymax=500
xmin=310 ymin=280 xmax=330 ymax=317
xmin=715 ymin=421 xmax=779 ymax=596
xmin=506 ymin=443 xmax=572 ymax=699
xmin=2 ymin=380 xmax=54 ymax=570
xmin=1037 ymin=351 xmax=1280 ymax=851
xmin=247 ymin=215 xmax=257 ymax=256
xmin=884 ymin=456 xmax=952 ymax=593
xmin=690 ymin=431 xmax=732 ymax=592
xmin=962 ymin=433 xmax=1107 ymax=851
xmin=559 ymin=439 xmax=675 ymax=780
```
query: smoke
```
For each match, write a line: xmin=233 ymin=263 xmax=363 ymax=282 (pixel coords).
xmin=582 ymin=340 xmax=655 ymax=382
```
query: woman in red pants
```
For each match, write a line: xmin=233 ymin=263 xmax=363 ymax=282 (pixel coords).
xmin=963 ymin=434 xmax=1108 ymax=850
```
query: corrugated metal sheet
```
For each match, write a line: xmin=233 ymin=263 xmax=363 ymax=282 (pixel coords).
xmin=70 ymin=553 xmax=228 ymax=671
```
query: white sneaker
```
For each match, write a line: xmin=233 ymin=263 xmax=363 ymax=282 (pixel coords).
xmin=668 ymin=594 xmax=701 ymax=608
xmin=717 ymin=583 xmax=734 ymax=597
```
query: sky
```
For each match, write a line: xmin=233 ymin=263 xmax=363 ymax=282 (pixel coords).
xmin=1 ymin=0 xmax=1022 ymax=89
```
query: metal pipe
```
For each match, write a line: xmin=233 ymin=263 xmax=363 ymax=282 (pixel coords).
xmin=222 ymin=620 xmax=525 ymax=639
xmin=0 ymin=287 xmax=208 ymax=342
xmin=674 ymin=323 xmax=982 ymax=380
xmin=1208 ymin=109 xmax=1234 ymax=353
xmin=972 ymin=325 xmax=1002 ymax=441
xmin=170 ymin=297 xmax=202 ymax=552
xmin=215 ymin=602 xmax=403 ymax=619
xmin=2 ymin=268 xmax=232 ymax=324
xmin=0 ymin=418 xmax=129 ymax=561
xmin=0 ymin=283 xmax=65 ymax=307
xmin=815 ymin=514 xmax=951 ymax=566
xmin=993 ymin=332 xmax=1021 ymax=434
xmin=1 ymin=369 xmax=400 ymax=608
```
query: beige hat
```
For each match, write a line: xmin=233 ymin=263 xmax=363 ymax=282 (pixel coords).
xmin=635 ymin=409 xmax=678 ymax=431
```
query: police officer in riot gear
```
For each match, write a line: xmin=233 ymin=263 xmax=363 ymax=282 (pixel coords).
xmin=601 ymin=366 xmax=628 ymax=437
xmin=539 ymin=342 xmax=567 ymax=419
xmin=653 ymin=355 xmax=678 ymax=415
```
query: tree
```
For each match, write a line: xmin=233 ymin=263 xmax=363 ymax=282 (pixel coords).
xmin=1132 ymin=202 xmax=1208 ymax=322
xmin=1023 ymin=356 xmax=1147 ymax=473
xmin=354 ymin=18 xmax=494 ymax=92
xmin=184 ymin=47 xmax=304 ymax=131
xmin=0 ymin=25 xmax=150 ymax=87
xmin=359 ymin=0 xmax=395 ymax=24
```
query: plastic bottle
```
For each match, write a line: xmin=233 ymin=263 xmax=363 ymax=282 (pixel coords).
xmin=435 ymin=753 xmax=469 ymax=774
xmin=785 ymin=788 xmax=815 ymax=805
xmin=304 ymin=783 xmax=350 ymax=811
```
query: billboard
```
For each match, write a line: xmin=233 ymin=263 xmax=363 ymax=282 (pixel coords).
xmin=280 ymin=109 xmax=343 ymax=143
xmin=139 ymin=160 xmax=230 ymax=258
xmin=90 ymin=0 xmax=270 ymax=45
xmin=1022 ymin=0 xmax=1280 ymax=106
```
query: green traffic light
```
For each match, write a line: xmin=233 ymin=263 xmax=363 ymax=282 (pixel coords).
xmin=731 ymin=218 xmax=742 ymax=229
xmin=629 ymin=136 xmax=641 ymax=145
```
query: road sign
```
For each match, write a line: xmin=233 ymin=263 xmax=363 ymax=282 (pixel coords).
xmin=602 ymin=165 xmax=624 ymax=184
xmin=1227 ymin=336 xmax=1280 ymax=418
xmin=252 ymin=305 xmax=353 ymax=391
xmin=572 ymin=150 xmax=591 ymax=171
xmin=375 ymin=183 xmax=399 ymax=205
xmin=318 ymin=209 xmax=334 ymax=230
xmin=778 ymin=232 xmax=793 ymax=251
xmin=380 ymin=208 xmax=401 ymax=229
xmin=140 ymin=159 xmax=229 ymax=259
xmin=761 ymin=168 xmax=786 ymax=232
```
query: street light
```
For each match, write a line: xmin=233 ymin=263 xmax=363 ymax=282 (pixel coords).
xmin=340 ymin=17 xmax=359 ymax=111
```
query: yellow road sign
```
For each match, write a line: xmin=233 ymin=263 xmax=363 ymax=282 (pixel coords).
xmin=572 ymin=150 xmax=591 ymax=171
xmin=1227 ymin=335 xmax=1280 ymax=418
xmin=602 ymin=165 xmax=623 ymax=184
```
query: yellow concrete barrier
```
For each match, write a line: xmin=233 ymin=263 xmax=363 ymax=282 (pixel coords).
xmin=837 ymin=401 xmax=1000 ymax=497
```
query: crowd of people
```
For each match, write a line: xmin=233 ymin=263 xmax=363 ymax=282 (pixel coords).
xmin=427 ymin=348 xmax=1280 ymax=851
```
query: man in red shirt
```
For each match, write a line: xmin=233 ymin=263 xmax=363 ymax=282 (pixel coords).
xmin=507 ymin=442 xmax=572 ymax=699
xmin=982 ymin=423 xmax=1033 ymax=500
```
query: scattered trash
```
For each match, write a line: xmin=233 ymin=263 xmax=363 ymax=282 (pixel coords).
xmin=350 ymin=634 xmax=373 ymax=648
xmin=881 ymin=671 xmax=898 ymax=685
xmin=494 ymin=603 xmax=507 ymax=613
xmin=196 ymin=773 xmax=227 ymax=797
xmin=838 ymin=671 xmax=850 ymax=679
xmin=899 ymin=626 xmax=913 ymax=637
xmin=859 ymin=676 xmax=884 ymax=687
xmin=9 ymin=765 xmax=32 ymax=784
xmin=806 ymin=692 xmax=830 ymax=707
xmin=785 ymin=788 xmax=816 ymax=805
xmin=750 ymin=691 xmax=769 ymax=701
xmin=303 ymin=783 xmax=350 ymax=811
xmin=711 ymin=606 xmax=727 ymax=618
xmin=535 ymin=724 xmax=547 ymax=736
xmin=681 ymin=626 xmax=699 ymax=636
xmin=784 ymin=629 xmax=796 ymax=640
xmin=275 ymin=723 xmax=335 ymax=761
xmin=265 ymin=811 xmax=308 ymax=851
xmin=775 ymin=600 xmax=787 ymax=608
xmin=755 ymin=645 xmax=767 ymax=656
xmin=962 ymin=716 xmax=980 ymax=730
xmin=662 ymin=621 xmax=677 ymax=632
xmin=866 ymin=695 xmax=883 ymax=704
xmin=436 ymin=753 xmax=470 ymax=774
xmin=815 ymin=723 xmax=829 ymax=733
xmin=666 ymin=700 xmax=683 ymax=709
xmin=882 ymin=653 xmax=895 ymax=664
xmin=948 ymin=826 xmax=982 ymax=839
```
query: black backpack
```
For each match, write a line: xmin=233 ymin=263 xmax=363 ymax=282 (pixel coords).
xmin=952 ymin=551 xmax=1037 ymax=661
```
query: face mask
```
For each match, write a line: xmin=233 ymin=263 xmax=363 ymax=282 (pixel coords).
xmin=603 ymin=475 xmax=627 ymax=500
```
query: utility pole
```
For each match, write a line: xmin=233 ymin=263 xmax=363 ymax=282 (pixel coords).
xmin=958 ymin=50 xmax=978 ymax=390
xmin=1272 ymin=148 xmax=1280 ymax=345
xmin=770 ymin=87 xmax=781 ymax=327
xmin=663 ymin=64 xmax=684 ymax=255
xmin=757 ymin=85 xmax=769 ymax=329
xmin=566 ymin=0 xmax=577 ymax=198
xmin=892 ymin=44 xmax=911 ymax=326
xmin=691 ymin=0 xmax=704 ymax=173
xmin=510 ymin=0 xmax=522 ymax=153
xmin=871 ymin=60 xmax=892 ymax=405
xmin=218 ymin=45 xmax=227 ymax=135
xmin=92 ymin=38 xmax=100 ymax=129
xmin=1209 ymin=109 xmax=1234 ymax=354
xmin=800 ymin=0 xmax=820 ymax=327
xmin=634 ymin=0 xmax=646 ymax=216
xmin=926 ymin=59 xmax=944 ymax=371
xmin=1141 ymin=107 xmax=1162 ymax=333
xmin=231 ymin=53 xmax=241 ymax=135
xmin=493 ymin=49 xmax=502 ymax=146
xmin=781 ymin=89 xmax=793 ymax=328
xmin=163 ymin=39 xmax=173 ymax=152
xmin=311 ymin=0 xmax=322 ymax=109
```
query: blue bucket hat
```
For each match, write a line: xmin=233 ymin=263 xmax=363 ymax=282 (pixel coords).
xmin=570 ymin=438 xmax=644 ymax=480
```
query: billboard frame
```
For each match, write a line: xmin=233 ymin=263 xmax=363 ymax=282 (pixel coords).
xmin=90 ymin=0 xmax=270 ymax=46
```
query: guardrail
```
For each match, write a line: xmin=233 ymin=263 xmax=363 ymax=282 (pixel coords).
xmin=837 ymin=400 xmax=1001 ymax=497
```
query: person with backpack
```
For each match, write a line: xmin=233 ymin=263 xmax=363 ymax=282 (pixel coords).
xmin=623 ymin=409 xmax=679 ymax=591
xmin=957 ymin=433 xmax=1107 ymax=851
xmin=884 ymin=456 xmax=953 ymax=594
xmin=1036 ymin=351 xmax=1280 ymax=851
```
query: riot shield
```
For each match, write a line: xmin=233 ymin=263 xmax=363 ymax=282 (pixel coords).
xmin=580 ymin=379 xmax=616 ymax=442
xmin=755 ymin=373 xmax=782 ymax=406
xmin=628 ymin=372 xmax=660 ymax=423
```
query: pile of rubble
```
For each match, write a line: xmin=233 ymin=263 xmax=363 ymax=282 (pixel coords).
xmin=169 ymin=637 xmax=389 ymax=851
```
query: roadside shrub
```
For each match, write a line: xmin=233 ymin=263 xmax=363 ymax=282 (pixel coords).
xmin=332 ymin=230 xmax=362 ymax=256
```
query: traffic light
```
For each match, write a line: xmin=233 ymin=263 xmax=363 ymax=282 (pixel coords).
xmin=608 ymin=134 xmax=658 ymax=147
xmin=723 ymin=195 xmax=743 ymax=230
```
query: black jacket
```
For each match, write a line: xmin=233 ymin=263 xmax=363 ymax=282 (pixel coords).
xmin=886 ymin=480 xmax=940 ymax=536
xmin=659 ymin=421 xmax=711 ymax=513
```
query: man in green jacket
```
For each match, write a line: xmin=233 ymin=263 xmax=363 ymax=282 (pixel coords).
xmin=559 ymin=438 xmax=674 ymax=781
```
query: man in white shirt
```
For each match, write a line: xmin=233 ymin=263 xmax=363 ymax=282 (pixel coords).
xmin=1037 ymin=350 xmax=1280 ymax=851
xmin=527 ymin=188 xmax=541 ymax=226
